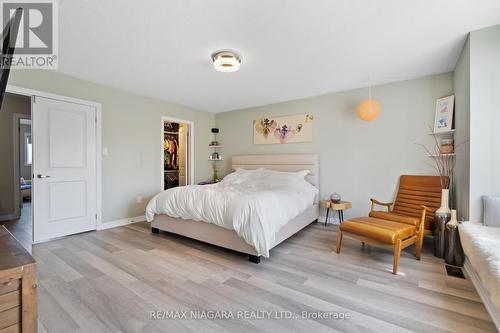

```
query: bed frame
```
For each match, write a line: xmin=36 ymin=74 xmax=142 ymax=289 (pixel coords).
xmin=151 ymin=154 xmax=319 ymax=263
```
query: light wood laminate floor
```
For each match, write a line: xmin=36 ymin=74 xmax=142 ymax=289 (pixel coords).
xmin=32 ymin=222 xmax=496 ymax=333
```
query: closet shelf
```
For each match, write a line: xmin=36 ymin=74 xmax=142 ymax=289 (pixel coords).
xmin=209 ymin=158 xmax=223 ymax=161
xmin=208 ymin=145 xmax=223 ymax=148
xmin=164 ymin=131 xmax=179 ymax=135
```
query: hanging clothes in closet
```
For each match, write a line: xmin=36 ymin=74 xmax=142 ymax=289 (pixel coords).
xmin=164 ymin=135 xmax=178 ymax=170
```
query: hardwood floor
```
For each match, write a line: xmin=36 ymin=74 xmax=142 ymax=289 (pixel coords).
xmin=32 ymin=222 xmax=496 ymax=333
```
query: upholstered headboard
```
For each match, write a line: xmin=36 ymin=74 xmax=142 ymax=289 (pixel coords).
xmin=231 ymin=154 xmax=319 ymax=188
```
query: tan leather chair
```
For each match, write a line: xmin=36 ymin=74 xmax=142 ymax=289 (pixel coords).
xmin=336 ymin=175 xmax=443 ymax=274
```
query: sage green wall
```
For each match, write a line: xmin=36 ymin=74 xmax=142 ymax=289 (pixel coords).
xmin=216 ymin=73 xmax=453 ymax=218
xmin=452 ymin=24 xmax=500 ymax=222
xmin=453 ymin=37 xmax=471 ymax=221
xmin=9 ymin=70 xmax=215 ymax=223
xmin=469 ymin=24 xmax=500 ymax=222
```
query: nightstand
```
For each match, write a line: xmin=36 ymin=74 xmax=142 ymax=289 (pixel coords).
xmin=321 ymin=200 xmax=352 ymax=226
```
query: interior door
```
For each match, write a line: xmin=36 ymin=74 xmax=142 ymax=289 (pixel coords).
xmin=178 ymin=124 xmax=187 ymax=186
xmin=33 ymin=97 xmax=97 ymax=242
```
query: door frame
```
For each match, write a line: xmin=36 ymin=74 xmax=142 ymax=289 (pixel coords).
xmin=6 ymin=85 xmax=103 ymax=239
xmin=160 ymin=116 xmax=194 ymax=190
xmin=12 ymin=113 xmax=31 ymax=221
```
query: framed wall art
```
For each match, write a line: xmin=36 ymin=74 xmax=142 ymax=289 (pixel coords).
xmin=433 ymin=95 xmax=455 ymax=133
xmin=253 ymin=113 xmax=313 ymax=145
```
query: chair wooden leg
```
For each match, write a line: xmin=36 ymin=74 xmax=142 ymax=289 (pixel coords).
xmin=415 ymin=234 xmax=423 ymax=260
xmin=336 ymin=231 xmax=343 ymax=253
xmin=393 ymin=239 xmax=402 ymax=274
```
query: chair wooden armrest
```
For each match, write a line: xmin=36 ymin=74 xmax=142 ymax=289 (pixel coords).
xmin=419 ymin=205 xmax=429 ymax=231
xmin=370 ymin=198 xmax=394 ymax=212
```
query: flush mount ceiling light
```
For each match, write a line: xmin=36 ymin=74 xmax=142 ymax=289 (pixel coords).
xmin=212 ymin=51 xmax=241 ymax=73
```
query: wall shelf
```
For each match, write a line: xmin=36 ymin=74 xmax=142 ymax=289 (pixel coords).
xmin=208 ymin=145 xmax=223 ymax=148
xmin=427 ymin=153 xmax=456 ymax=157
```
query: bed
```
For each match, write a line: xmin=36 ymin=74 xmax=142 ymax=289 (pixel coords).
xmin=146 ymin=154 xmax=319 ymax=263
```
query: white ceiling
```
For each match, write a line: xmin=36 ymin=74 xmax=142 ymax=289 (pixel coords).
xmin=57 ymin=0 xmax=500 ymax=113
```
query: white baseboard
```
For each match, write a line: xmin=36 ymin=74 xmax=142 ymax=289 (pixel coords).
xmin=0 ymin=213 xmax=18 ymax=221
xmin=98 ymin=215 xmax=146 ymax=231
xmin=464 ymin=258 xmax=500 ymax=331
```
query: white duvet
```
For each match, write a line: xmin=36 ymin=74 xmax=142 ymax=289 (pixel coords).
xmin=145 ymin=168 xmax=318 ymax=257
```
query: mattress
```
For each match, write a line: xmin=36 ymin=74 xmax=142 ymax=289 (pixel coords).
xmin=459 ymin=221 xmax=500 ymax=310
xmin=146 ymin=168 xmax=319 ymax=257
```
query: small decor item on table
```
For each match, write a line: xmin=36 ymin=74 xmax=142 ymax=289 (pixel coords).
xmin=433 ymin=95 xmax=455 ymax=133
xmin=445 ymin=210 xmax=465 ymax=266
xmin=330 ymin=192 xmax=341 ymax=203
xmin=440 ymin=139 xmax=454 ymax=154
xmin=434 ymin=188 xmax=451 ymax=258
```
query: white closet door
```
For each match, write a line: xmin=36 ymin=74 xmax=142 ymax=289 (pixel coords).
xmin=33 ymin=97 xmax=97 ymax=242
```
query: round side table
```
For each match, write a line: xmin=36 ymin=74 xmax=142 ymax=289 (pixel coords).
xmin=321 ymin=200 xmax=352 ymax=226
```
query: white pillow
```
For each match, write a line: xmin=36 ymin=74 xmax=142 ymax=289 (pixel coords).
xmin=295 ymin=170 xmax=310 ymax=179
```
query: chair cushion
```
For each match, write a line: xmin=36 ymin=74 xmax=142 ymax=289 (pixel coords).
xmin=369 ymin=211 xmax=420 ymax=226
xmin=340 ymin=217 xmax=416 ymax=244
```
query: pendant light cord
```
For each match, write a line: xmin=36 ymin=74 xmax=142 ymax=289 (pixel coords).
xmin=368 ymin=77 xmax=372 ymax=100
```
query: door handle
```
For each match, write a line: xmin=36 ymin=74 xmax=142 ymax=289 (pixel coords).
xmin=37 ymin=174 xmax=51 ymax=179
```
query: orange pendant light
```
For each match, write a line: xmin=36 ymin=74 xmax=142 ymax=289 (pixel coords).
xmin=356 ymin=83 xmax=381 ymax=121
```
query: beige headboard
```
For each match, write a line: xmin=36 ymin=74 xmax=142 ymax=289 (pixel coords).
xmin=231 ymin=154 xmax=319 ymax=188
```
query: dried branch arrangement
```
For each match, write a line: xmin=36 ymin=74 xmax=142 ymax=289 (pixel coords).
xmin=417 ymin=133 xmax=455 ymax=190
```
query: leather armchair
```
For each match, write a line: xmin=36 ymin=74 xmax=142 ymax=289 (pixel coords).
xmin=336 ymin=175 xmax=444 ymax=274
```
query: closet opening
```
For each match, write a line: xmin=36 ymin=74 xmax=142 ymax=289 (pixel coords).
xmin=162 ymin=118 xmax=193 ymax=190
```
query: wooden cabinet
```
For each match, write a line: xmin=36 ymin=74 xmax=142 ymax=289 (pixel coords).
xmin=0 ymin=226 xmax=37 ymax=333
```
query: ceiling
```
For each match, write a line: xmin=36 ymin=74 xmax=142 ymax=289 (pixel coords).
xmin=57 ymin=0 xmax=500 ymax=113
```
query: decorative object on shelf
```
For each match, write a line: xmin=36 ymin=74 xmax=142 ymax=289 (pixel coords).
xmin=209 ymin=128 xmax=222 ymax=183
xmin=445 ymin=209 xmax=464 ymax=266
xmin=330 ymin=192 xmax=341 ymax=203
xmin=440 ymin=138 xmax=454 ymax=154
xmin=357 ymin=81 xmax=381 ymax=121
xmin=433 ymin=95 xmax=455 ymax=133
xmin=212 ymin=50 xmax=242 ymax=73
xmin=434 ymin=188 xmax=451 ymax=258
xmin=254 ymin=113 xmax=313 ymax=145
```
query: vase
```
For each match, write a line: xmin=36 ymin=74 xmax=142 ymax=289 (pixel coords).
xmin=445 ymin=210 xmax=465 ymax=266
xmin=433 ymin=189 xmax=451 ymax=258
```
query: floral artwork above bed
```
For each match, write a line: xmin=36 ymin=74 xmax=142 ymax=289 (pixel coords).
xmin=253 ymin=113 xmax=313 ymax=144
